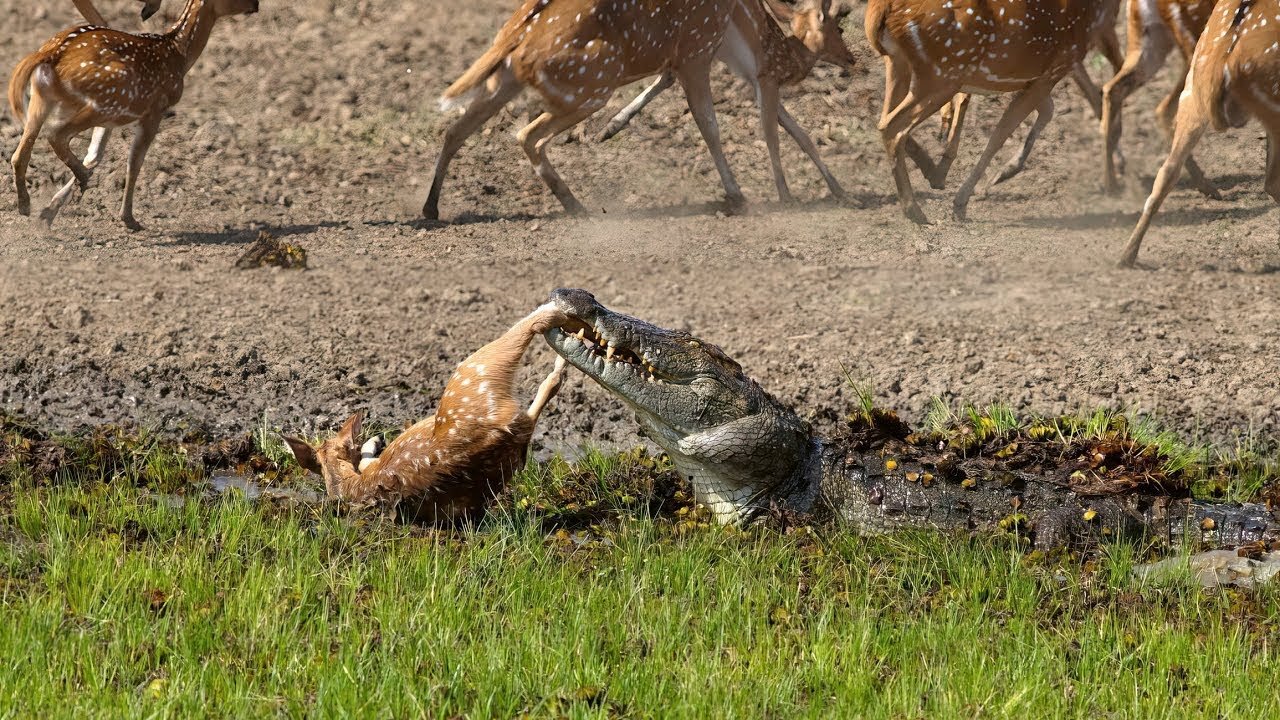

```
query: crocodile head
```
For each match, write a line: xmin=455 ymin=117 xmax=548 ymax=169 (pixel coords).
xmin=543 ymin=289 xmax=814 ymax=523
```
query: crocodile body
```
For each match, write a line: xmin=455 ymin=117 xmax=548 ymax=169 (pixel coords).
xmin=543 ymin=288 xmax=1279 ymax=552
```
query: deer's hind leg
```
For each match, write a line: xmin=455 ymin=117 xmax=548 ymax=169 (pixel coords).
xmin=517 ymin=104 xmax=600 ymax=215
xmin=11 ymin=90 xmax=51 ymax=217
xmin=45 ymin=127 xmax=113 ymax=219
xmin=424 ymin=69 xmax=522 ymax=220
xmin=38 ymin=110 xmax=100 ymax=226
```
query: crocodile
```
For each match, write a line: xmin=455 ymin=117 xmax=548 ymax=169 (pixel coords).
xmin=542 ymin=288 xmax=1280 ymax=552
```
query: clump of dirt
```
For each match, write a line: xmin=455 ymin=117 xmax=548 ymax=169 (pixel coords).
xmin=234 ymin=231 xmax=308 ymax=270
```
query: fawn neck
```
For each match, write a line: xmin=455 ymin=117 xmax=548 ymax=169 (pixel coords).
xmin=164 ymin=0 xmax=219 ymax=71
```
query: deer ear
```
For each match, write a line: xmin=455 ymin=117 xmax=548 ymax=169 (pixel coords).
xmin=337 ymin=411 xmax=364 ymax=443
xmin=281 ymin=435 xmax=321 ymax=473
xmin=764 ymin=0 xmax=796 ymax=22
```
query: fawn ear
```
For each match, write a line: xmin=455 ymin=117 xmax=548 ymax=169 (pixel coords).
xmin=281 ymin=434 xmax=320 ymax=473
xmin=764 ymin=0 xmax=796 ymax=22
xmin=337 ymin=412 xmax=364 ymax=444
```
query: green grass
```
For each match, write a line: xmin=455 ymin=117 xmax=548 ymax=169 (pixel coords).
xmin=2 ymin=414 xmax=1279 ymax=717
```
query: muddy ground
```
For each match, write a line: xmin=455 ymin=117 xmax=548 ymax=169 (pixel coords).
xmin=1 ymin=0 xmax=1277 ymax=456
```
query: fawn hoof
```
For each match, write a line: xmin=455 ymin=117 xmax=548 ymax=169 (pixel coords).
xmin=122 ymin=215 xmax=143 ymax=232
xmin=1199 ymin=185 xmax=1223 ymax=202
xmin=902 ymin=203 xmax=929 ymax=225
xmin=925 ymin=173 xmax=947 ymax=191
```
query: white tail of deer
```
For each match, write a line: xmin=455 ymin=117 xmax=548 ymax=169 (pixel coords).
xmin=8 ymin=0 xmax=259 ymax=230
xmin=423 ymin=0 xmax=855 ymax=220
xmin=1101 ymin=0 xmax=1219 ymax=197
xmin=1119 ymin=0 xmax=1280 ymax=268
xmin=866 ymin=0 xmax=1120 ymax=224
xmin=282 ymin=304 xmax=572 ymax=524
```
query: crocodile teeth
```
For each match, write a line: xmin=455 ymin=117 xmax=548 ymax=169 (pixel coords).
xmin=606 ymin=344 xmax=615 ymax=362
xmin=574 ymin=328 xmax=586 ymax=340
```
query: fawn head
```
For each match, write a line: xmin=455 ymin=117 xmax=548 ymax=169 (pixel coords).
xmin=282 ymin=412 xmax=363 ymax=493
xmin=770 ymin=0 xmax=856 ymax=68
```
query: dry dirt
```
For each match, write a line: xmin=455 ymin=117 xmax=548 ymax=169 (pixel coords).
xmin=1 ymin=0 xmax=1278 ymax=456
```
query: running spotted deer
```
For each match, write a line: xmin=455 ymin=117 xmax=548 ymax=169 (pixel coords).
xmin=8 ymin=0 xmax=259 ymax=230
xmin=424 ymin=0 xmax=855 ymax=220
xmin=866 ymin=0 xmax=1120 ymax=224
xmin=1101 ymin=0 xmax=1218 ymax=197
xmin=282 ymin=304 xmax=572 ymax=524
xmin=1119 ymin=0 xmax=1280 ymax=268
xmin=52 ymin=0 xmax=165 ymax=221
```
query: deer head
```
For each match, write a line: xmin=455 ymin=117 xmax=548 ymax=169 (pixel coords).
xmin=769 ymin=0 xmax=857 ymax=68
xmin=282 ymin=412 xmax=364 ymax=497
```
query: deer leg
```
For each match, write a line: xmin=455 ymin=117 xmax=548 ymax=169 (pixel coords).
xmin=46 ymin=126 xmax=112 ymax=218
xmin=11 ymin=92 xmax=50 ymax=217
xmin=423 ymin=70 xmax=521 ymax=220
xmin=880 ymin=79 xmax=955 ymax=225
xmin=1102 ymin=26 xmax=1173 ymax=194
xmin=1071 ymin=63 xmax=1104 ymax=120
xmin=119 ymin=114 xmax=162 ymax=231
xmin=777 ymin=104 xmax=845 ymax=200
xmin=755 ymin=79 xmax=792 ymax=203
xmin=1118 ymin=104 xmax=1210 ymax=268
xmin=928 ymin=93 xmax=970 ymax=190
xmin=677 ymin=63 xmax=745 ymax=208
xmin=525 ymin=356 xmax=567 ymax=422
xmin=1097 ymin=23 xmax=1125 ymax=75
xmin=1156 ymin=72 xmax=1221 ymax=200
xmin=517 ymin=107 xmax=597 ymax=215
xmin=39 ymin=122 xmax=97 ymax=227
xmin=1264 ymin=127 xmax=1280 ymax=205
xmin=953 ymin=77 xmax=1057 ymax=221
xmin=884 ymin=57 xmax=946 ymax=191
xmin=989 ymin=96 xmax=1054 ymax=188
xmin=598 ymin=73 xmax=674 ymax=142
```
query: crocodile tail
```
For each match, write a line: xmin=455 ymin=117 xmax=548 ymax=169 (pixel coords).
xmin=440 ymin=0 xmax=546 ymax=110
xmin=864 ymin=0 xmax=890 ymax=57
xmin=1194 ymin=0 xmax=1249 ymax=132
xmin=8 ymin=54 xmax=43 ymax=126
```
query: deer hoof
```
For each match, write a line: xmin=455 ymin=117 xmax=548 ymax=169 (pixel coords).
xmin=122 ymin=216 xmax=143 ymax=232
xmin=903 ymin=203 xmax=929 ymax=225
xmin=16 ymin=195 xmax=30 ymax=217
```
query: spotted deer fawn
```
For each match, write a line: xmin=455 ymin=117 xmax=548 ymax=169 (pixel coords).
xmin=1101 ymin=0 xmax=1218 ymax=197
xmin=283 ymin=304 xmax=571 ymax=524
xmin=1119 ymin=0 xmax=1280 ymax=268
xmin=51 ymin=0 xmax=165 ymax=219
xmin=424 ymin=0 xmax=855 ymax=220
xmin=866 ymin=0 xmax=1121 ymax=224
xmin=9 ymin=0 xmax=259 ymax=230
xmin=594 ymin=0 xmax=855 ymax=200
